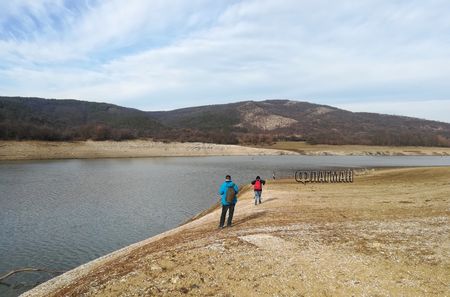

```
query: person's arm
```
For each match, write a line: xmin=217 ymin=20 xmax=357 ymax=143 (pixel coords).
xmin=218 ymin=183 xmax=225 ymax=195
xmin=234 ymin=183 xmax=239 ymax=194
xmin=262 ymin=179 xmax=266 ymax=185
xmin=251 ymin=180 xmax=255 ymax=185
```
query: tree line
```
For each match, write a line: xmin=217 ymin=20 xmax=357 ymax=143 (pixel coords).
xmin=1 ymin=96 xmax=449 ymax=146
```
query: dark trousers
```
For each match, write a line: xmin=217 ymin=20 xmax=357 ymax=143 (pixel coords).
xmin=219 ymin=204 xmax=235 ymax=227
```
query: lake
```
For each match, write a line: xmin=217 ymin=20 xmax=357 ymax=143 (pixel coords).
xmin=1 ymin=155 xmax=450 ymax=296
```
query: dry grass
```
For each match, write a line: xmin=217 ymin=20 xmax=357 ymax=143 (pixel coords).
xmin=257 ymin=141 xmax=450 ymax=156
xmin=23 ymin=167 xmax=450 ymax=297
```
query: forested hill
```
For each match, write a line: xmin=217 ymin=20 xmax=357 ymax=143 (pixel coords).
xmin=1 ymin=96 xmax=450 ymax=146
xmin=0 ymin=96 xmax=165 ymax=141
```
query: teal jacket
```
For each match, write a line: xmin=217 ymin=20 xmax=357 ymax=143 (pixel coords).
xmin=218 ymin=180 xmax=239 ymax=206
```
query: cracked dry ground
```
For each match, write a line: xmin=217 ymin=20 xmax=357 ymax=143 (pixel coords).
xmin=48 ymin=167 xmax=449 ymax=297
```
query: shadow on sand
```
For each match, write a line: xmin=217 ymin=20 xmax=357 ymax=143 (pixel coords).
xmin=231 ymin=210 xmax=268 ymax=227
xmin=260 ymin=197 xmax=279 ymax=204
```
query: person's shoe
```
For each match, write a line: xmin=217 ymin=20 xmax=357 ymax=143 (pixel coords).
xmin=226 ymin=224 xmax=232 ymax=227
xmin=218 ymin=225 xmax=224 ymax=229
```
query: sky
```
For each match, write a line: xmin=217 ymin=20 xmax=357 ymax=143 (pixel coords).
xmin=0 ymin=0 xmax=449 ymax=122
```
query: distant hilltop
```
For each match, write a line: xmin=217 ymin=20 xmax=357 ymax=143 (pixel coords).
xmin=1 ymin=96 xmax=450 ymax=147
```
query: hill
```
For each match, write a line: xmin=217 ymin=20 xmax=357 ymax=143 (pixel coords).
xmin=1 ymin=96 xmax=450 ymax=146
xmin=150 ymin=100 xmax=450 ymax=146
xmin=0 ymin=97 xmax=165 ymax=141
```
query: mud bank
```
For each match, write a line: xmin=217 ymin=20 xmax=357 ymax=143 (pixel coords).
xmin=0 ymin=140 xmax=297 ymax=161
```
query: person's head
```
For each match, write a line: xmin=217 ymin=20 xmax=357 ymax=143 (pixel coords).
xmin=225 ymin=175 xmax=231 ymax=181
xmin=256 ymin=176 xmax=260 ymax=180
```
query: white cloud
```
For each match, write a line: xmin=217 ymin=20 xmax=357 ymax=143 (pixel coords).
xmin=0 ymin=0 xmax=449 ymax=121
xmin=336 ymin=100 xmax=450 ymax=124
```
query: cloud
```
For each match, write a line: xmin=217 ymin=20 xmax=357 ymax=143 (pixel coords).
xmin=0 ymin=0 xmax=449 ymax=121
xmin=336 ymin=99 xmax=450 ymax=124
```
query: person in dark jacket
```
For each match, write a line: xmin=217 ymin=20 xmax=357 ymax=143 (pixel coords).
xmin=218 ymin=175 xmax=239 ymax=228
xmin=251 ymin=176 xmax=266 ymax=205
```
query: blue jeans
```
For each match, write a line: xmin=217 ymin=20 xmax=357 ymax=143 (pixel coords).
xmin=254 ymin=191 xmax=262 ymax=204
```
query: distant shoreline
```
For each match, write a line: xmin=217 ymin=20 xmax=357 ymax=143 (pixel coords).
xmin=255 ymin=141 xmax=450 ymax=156
xmin=0 ymin=140 xmax=298 ymax=161
xmin=1 ymin=140 xmax=450 ymax=161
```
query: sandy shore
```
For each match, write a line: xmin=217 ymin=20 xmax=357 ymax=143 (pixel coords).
xmin=22 ymin=167 xmax=450 ymax=297
xmin=0 ymin=140 xmax=297 ymax=161
xmin=2 ymin=140 xmax=450 ymax=161
xmin=258 ymin=141 xmax=450 ymax=156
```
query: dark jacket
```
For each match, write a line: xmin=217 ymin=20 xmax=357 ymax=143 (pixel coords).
xmin=251 ymin=179 xmax=266 ymax=191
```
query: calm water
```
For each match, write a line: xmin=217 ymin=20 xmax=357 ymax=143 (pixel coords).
xmin=1 ymin=155 xmax=450 ymax=296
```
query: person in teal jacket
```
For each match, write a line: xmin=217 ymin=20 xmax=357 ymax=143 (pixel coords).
xmin=218 ymin=175 xmax=239 ymax=228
